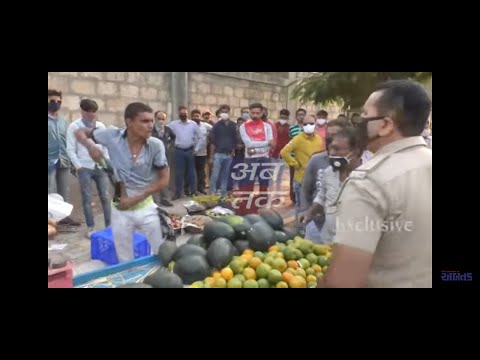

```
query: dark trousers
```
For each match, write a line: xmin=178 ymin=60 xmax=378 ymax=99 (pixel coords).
xmin=235 ymin=157 xmax=271 ymax=215
xmin=227 ymin=155 xmax=245 ymax=192
xmin=195 ymin=156 xmax=207 ymax=193
xmin=289 ymin=166 xmax=295 ymax=203
xmin=175 ymin=147 xmax=196 ymax=197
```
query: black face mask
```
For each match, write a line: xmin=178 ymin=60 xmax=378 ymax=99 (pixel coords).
xmin=354 ymin=116 xmax=385 ymax=147
xmin=48 ymin=102 xmax=61 ymax=113
xmin=179 ymin=115 xmax=187 ymax=121
xmin=329 ymin=156 xmax=350 ymax=171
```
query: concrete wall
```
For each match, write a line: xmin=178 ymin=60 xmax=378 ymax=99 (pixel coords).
xmin=48 ymin=72 xmax=342 ymax=125
xmin=48 ymin=72 xmax=172 ymax=126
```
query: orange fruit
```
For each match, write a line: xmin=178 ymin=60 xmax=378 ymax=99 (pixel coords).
xmin=272 ymin=258 xmax=288 ymax=272
xmin=268 ymin=245 xmax=279 ymax=253
xmin=221 ymin=268 xmax=234 ymax=281
xmin=288 ymin=260 xmax=299 ymax=269
xmin=248 ymin=257 xmax=262 ymax=270
xmin=282 ymin=271 xmax=294 ymax=283
xmin=312 ymin=264 xmax=322 ymax=273
xmin=295 ymin=268 xmax=307 ymax=279
xmin=276 ymin=281 xmax=289 ymax=288
xmin=289 ymin=275 xmax=307 ymax=288
xmin=286 ymin=268 xmax=296 ymax=275
xmin=205 ymin=277 xmax=215 ymax=286
xmin=306 ymin=275 xmax=317 ymax=284
xmin=240 ymin=253 xmax=253 ymax=261
xmin=212 ymin=271 xmax=222 ymax=279
xmin=243 ymin=249 xmax=254 ymax=256
xmin=243 ymin=267 xmax=257 ymax=280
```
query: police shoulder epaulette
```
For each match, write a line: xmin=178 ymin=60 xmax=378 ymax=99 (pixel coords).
xmin=349 ymin=170 xmax=367 ymax=180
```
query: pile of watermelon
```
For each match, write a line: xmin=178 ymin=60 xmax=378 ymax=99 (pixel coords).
xmin=137 ymin=209 xmax=330 ymax=288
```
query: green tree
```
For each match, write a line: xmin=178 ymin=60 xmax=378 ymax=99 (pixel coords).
xmin=292 ymin=72 xmax=432 ymax=110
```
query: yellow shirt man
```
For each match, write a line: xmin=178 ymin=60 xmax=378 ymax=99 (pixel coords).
xmin=280 ymin=132 xmax=324 ymax=184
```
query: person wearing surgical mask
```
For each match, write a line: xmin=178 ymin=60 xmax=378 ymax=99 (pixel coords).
xmin=240 ymin=107 xmax=250 ymax=121
xmin=151 ymin=111 xmax=176 ymax=207
xmin=262 ymin=107 xmax=277 ymax=157
xmin=315 ymin=110 xmax=328 ymax=150
xmin=281 ymin=114 xmax=324 ymax=229
xmin=209 ymin=104 xmax=238 ymax=196
xmin=288 ymin=108 xmax=307 ymax=204
xmin=48 ymin=88 xmax=81 ymax=227
xmin=300 ymin=127 xmax=363 ymax=244
xmin=168 ymin=106 xmax=201 ymax=199
xmin=320 ymin=80 xmax=432 ymax=288
xmin=271 ymin=109 xmax=291 ymax=195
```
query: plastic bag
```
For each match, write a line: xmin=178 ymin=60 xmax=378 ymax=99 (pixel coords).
xmin=48 ymin=194 xmax=73 ymax=222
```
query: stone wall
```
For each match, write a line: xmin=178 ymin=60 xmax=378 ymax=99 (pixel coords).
xmin=48 ymin=72 xmax=342 ymax=126
xmin=47 ymin=72 xmax=171 ymax=127
xmin=188 ymin=72 xmax=290 ymax=120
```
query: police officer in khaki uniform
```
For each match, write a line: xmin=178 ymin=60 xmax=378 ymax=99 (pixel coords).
xmin=321 ymin=80 xmax=432 ymax=288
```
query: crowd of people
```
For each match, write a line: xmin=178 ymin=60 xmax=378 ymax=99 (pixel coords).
xmin=48 ymin=78 xmax=432 ymax=287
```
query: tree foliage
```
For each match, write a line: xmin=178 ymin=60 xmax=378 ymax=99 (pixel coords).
xmin=292 ymin=72 xmax=432 ymax=110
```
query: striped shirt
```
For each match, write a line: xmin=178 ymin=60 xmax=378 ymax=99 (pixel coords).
xmin=289 ymin=124 xmax=303 ymax=139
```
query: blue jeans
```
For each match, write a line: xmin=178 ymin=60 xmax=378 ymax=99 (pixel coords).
xmin=48 ymin=162 xmax=70 ymax=202
xmin=210 ymin=153 xmax=233 ymax=196
xmin=227 ymin=156 xmax=244 ymax=191
xmin=175 ymin=147 xmax=196 ymax=197
xmin=78 ymin=167 xmax=111 ymax=228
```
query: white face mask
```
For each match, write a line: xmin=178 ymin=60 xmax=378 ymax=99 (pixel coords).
xmin=422 ymin=129 xmax=430 ymax=137
xmin=316 ymin=118 xmax=327 ymax=126
xmin=220 ymin=113 xmax=229 ymax=121
xmin=303 ymin=124 xmax=315 ymax=134
xmin=279 ymin=119 xmax=288 ymax=125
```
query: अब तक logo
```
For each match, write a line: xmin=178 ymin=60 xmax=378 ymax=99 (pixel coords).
xmin=441 ymin=271 xmax=473 ymax=282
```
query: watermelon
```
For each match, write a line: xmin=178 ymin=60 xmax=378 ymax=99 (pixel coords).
xmin=203 ymin=222 xmax=236 ymax=244
xmin=247 ymin=222 xmax=276 ymax=252
xmin=224 ymin=215 xmax=251 ymax=239
xmin=233 ymin=240 xmax=250 ymax=254
xmin=259 ymin=209 xmax=284 ymax=231
xmin=144 ymin=270 xmax=184 ymax=288
xmin=274 ymin=231 xmax=288 ymax=244
xmin=187 ymin=234 xmax=207 ymax=249
xmin=207 ymin=237 xmax=236 ymax=269
xmin=173 ymin=244 xmax=207 ymax=261
xmin=158 ymin=241 xmax=177 ymax=265
xmin=283 ymin=226 xmax=298 ymax=241
xmin=174 ymin=255 xmax=210 ymax=285
xmin=244 ymin=214 xmax=266 ymax=225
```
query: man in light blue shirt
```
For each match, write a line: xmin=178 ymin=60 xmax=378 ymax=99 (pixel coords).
xmin=167 ymin=106 xmax=200 ymax=199
xmin=67 ymin=99 xmax=111 ymax=238
xmin=48 ymin=89 xmax=80 ymax=226
xmin=75 ymin=102 xmax=170 ymax=262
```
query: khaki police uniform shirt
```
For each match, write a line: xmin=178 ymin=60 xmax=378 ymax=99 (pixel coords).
xmin=333 ymin=137 xmax=432 ymax=288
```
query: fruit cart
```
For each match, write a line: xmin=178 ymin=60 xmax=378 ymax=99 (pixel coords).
xmin=73 ymin=255 xmax=162 ymax=288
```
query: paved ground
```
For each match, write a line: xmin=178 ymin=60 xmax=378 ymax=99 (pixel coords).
xmin=49 ymin=171 xmax=295 ymax=276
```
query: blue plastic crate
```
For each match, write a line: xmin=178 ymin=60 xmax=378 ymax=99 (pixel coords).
xmin=91 ymin=227 xmax=151 ymax=265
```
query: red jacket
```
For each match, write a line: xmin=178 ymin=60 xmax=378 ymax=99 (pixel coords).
xmin=273 ymin=122 xmax=290 ymax=158
xmin=265 ymin=119 xmax=278 ymax=157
